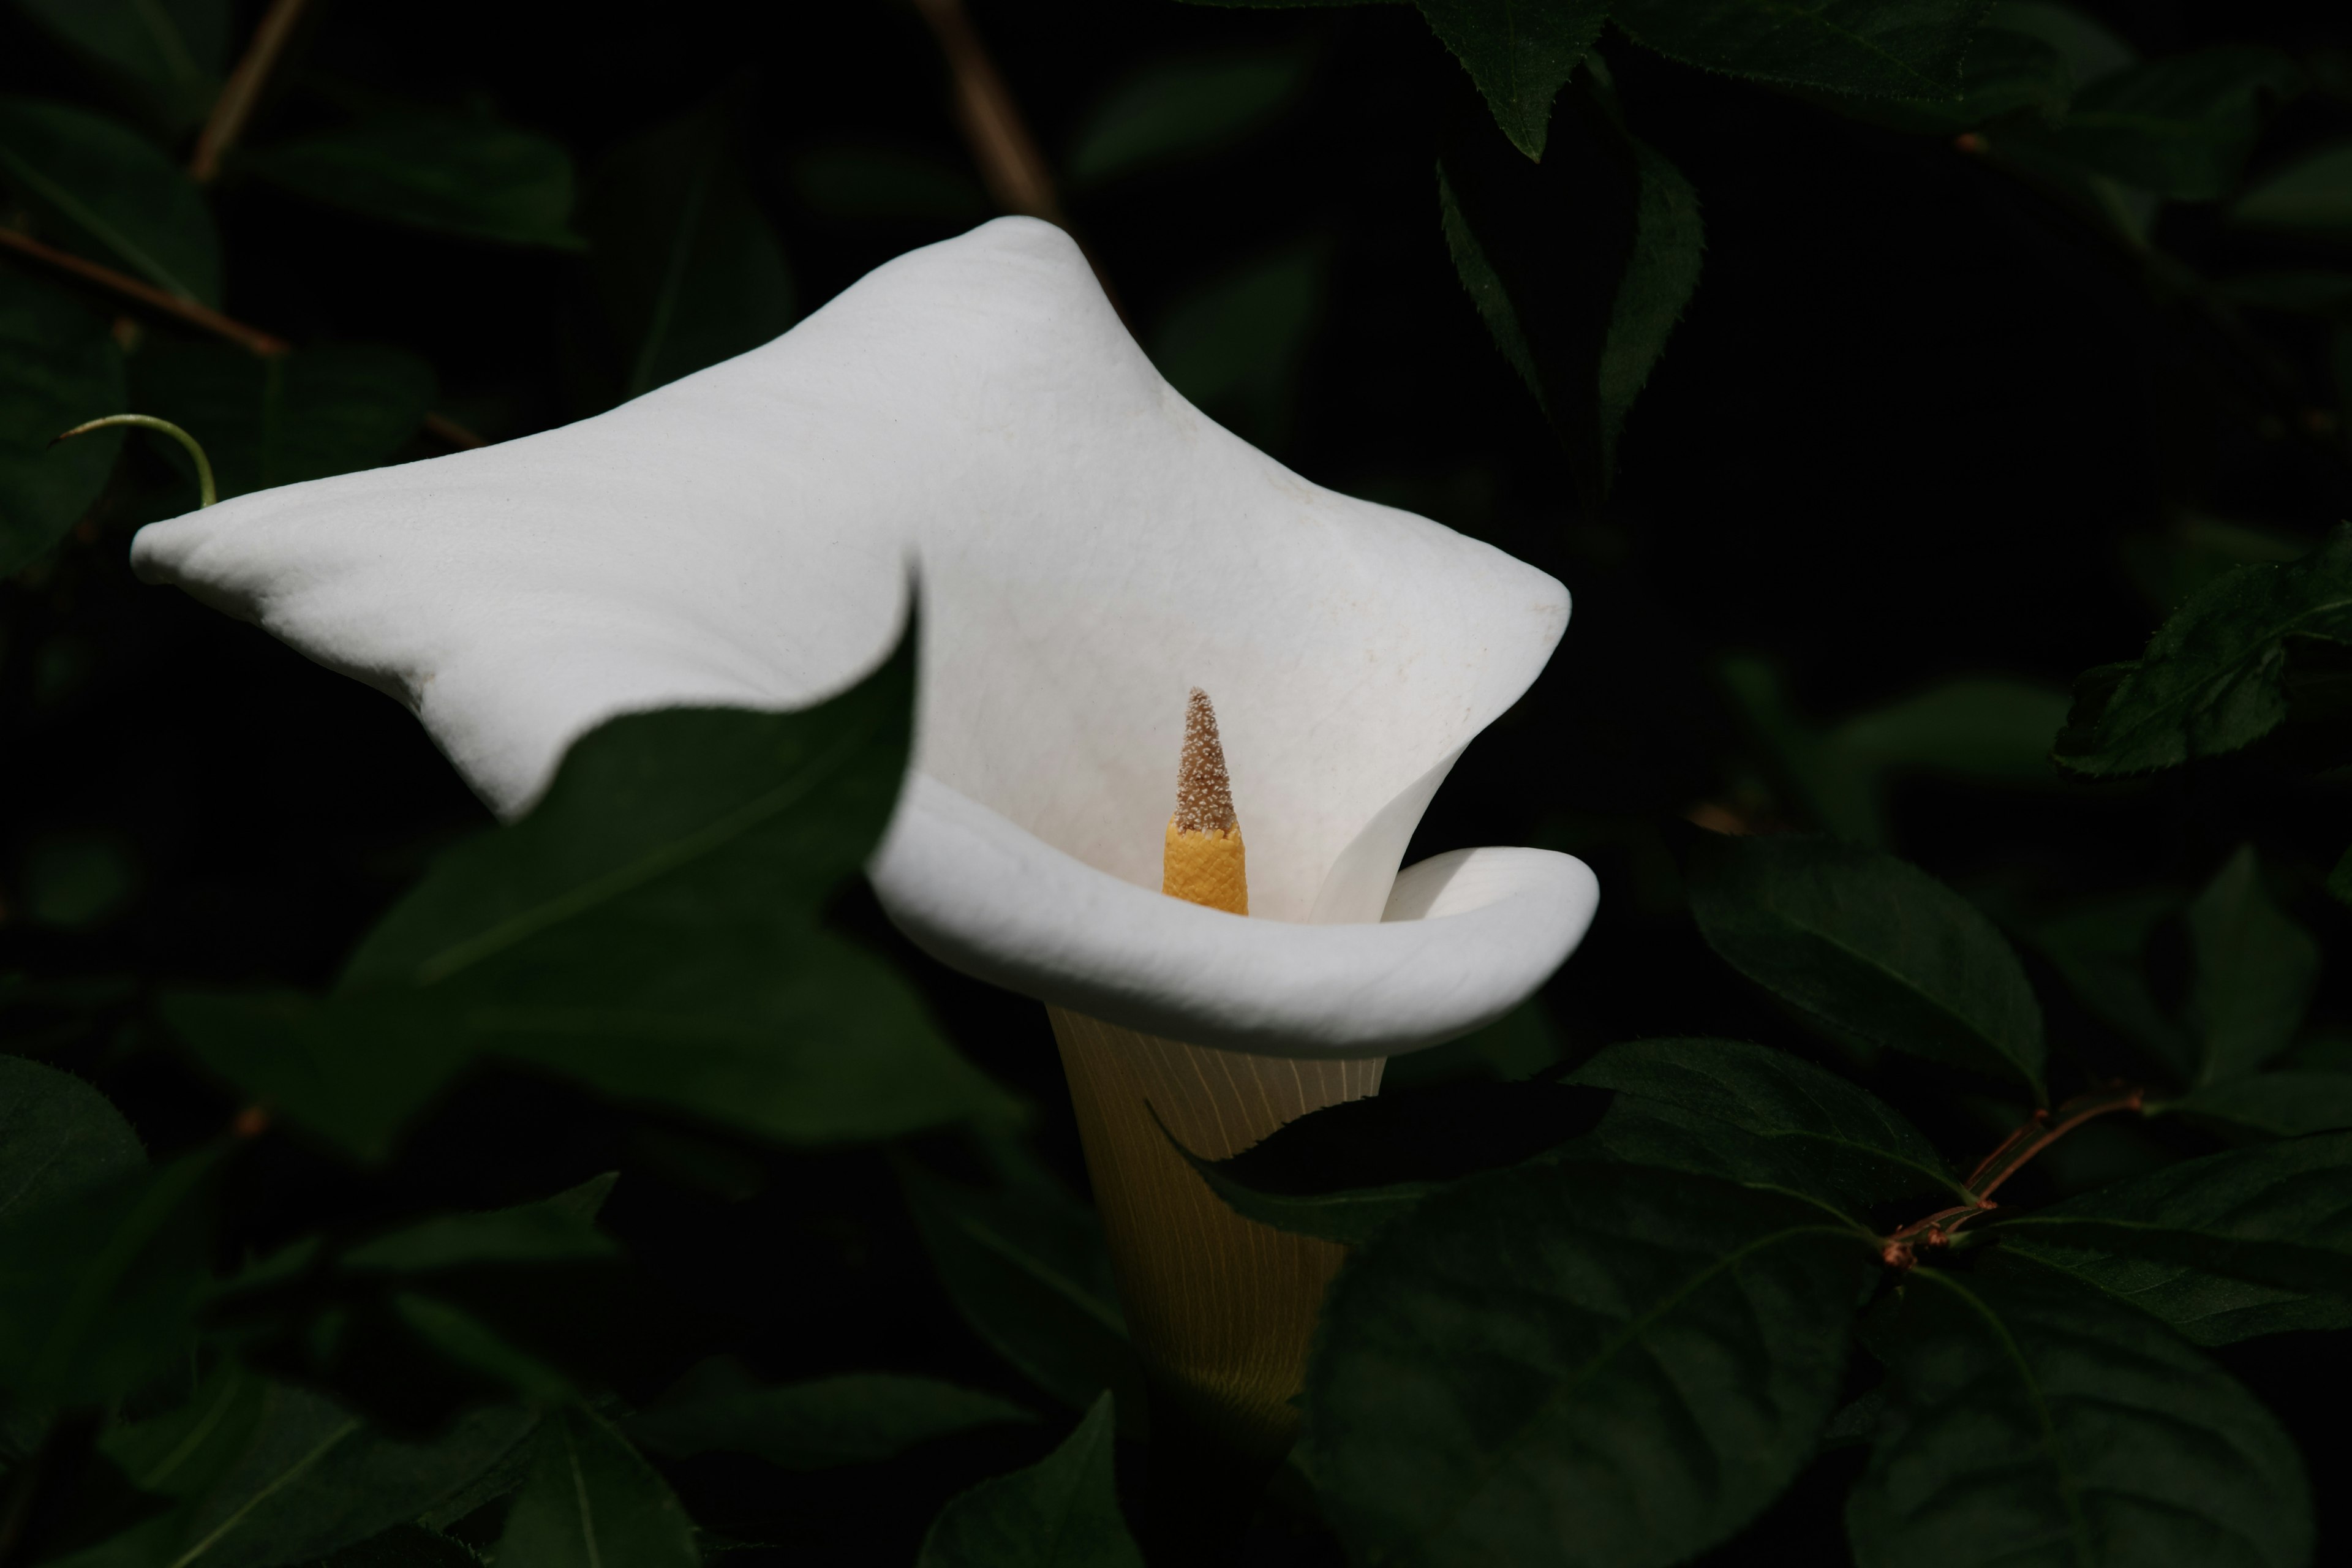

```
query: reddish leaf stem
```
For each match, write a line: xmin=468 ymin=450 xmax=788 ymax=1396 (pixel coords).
xmin=0 ymin=225 xmax=290 ymax=355
xmin=190 ymin=0 xmax=313 ymax=183
xmin=1878 ymin=1082 xmax=2146 ymax=1270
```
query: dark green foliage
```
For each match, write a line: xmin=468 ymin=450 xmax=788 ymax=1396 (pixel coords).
xmin=239 ymin=110 xmax=586 ymax=251
xmin=1309 ymin=1159 xmax=1875 ymax=1566
xmin=2056 ymin=523 xmax=2352 ymax=776
xmin=496 ymin=1407 xmax=698 ymax=1568
xmin=1991 ymin=1131 xmax=2352 ymax=1344
xmin=584 ymin=104 xmax=797 ymax=398
xmin=129 ymin=341 xmax=436 ymax=501
xmin=81 ymin=1360 xmax=535 ymax=1567
xmin=2026 ymin=48 xmax=2301 ymax=201
xmin=1571 ymin=1036 xmax=1964 ymax=1213
xmin=1179 ymin=1077 xmax=1610 ymax=1243
xmin=630 ymin=1357 xmax=1035 ymax=1469
xmin=1438 ymin=75 xmax=1701 ymax=502
xmin=1847 ymin=1270 xmax=2310 ymax=1567
xmin=1687 ymin=833 xmax=2048 ymax=1097
xmin=2234 ymin=143 xmax=2352 ymax=234
xmin=918 ymin=1393 xmax=1143 ymax=1568
xmin=0 ymin=94 xmax=220 ymax=302
xmin=1414 ymin=0 xmax=1607 ymax=160
xmin=899 ymin=1138 xmax=1150 ymax=1427
xmin=165 ymin=631 xmax=1012 ymax=1161
xmin=1609 ymin=0 xmax=1989 ymax=100
xmin=13 ymin=0 xmax=227 ymax=137
xmin=2184 ymin=846 xmax=2320 ymax=1084
xmin=0 ymin=260 xmax=125 ymax=571
xmin=2161 ymin=1072 xmax=2352 ymax=1137
xmin=0 ymin=1052 xmax=143 ymax=1215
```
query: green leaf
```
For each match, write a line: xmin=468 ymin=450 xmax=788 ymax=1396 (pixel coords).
xmin=1180 ymin=1079 xmax=1611 ymax=1244
xmin=1832 ymin=677 xmax=2072 ymax=780
xmin=0 ymin=267 xmax=124 ymax=571
xmin=0 ymin=1054 xmax=144 ymax=1220
xmin=1809 ymin=25 xmax=2072 ymax=135
xmin=1597 ymin=134 xmax=1702 ymax=489
xmin=168 ymin=632 xmax=1012 ymax=1160
xmin=918 ymin=1393 xmax=1142 ymax=1568
xmin=1847 ymin=1268 xmax=2310 ymax=1567
xmin=899 ymin=1134 xmax=1148 ymax=1425
xmin=169 ymin=1393 xmax=536 ymax=1567
xmin=2027 ymin=47 xmax=2301 ymax=202
xmin=585 ymin=105 xmax=796 ymax=399
xmin=1992 ymin=1131 xmax=2352 ymax=1344
xmin=0 ymin=1145 xmax=221 ymax=1401
xmin=630 ymin=1358 xmax=1035 ymax=1469
xmin=1570 ymin=1037 xmax=1966 ymax=1213
xmin=1687 ymin=833 xmax=2048 ymax=1097
xmin=0 ymin=96 xmax=222 ymax=303
xmin=2005 ymin=891 xmax=2189 ymax=1076
xmin=2158 ymin=1072 xmax=2352 ymax=1139
xmin=1610 ymin=0 xmax=1991 ymax=102
xmin=1436 ymin=89 xmax=1701 ymax=502
xmin=312 ymin=1525 xmax=483 ymax=1567
xmin=496 ymin=1408 xmax=696 ymax=1568
xmin=342 ymin=1175 xmax=619 ymax=1272
xmin=129 ymin=341 xmax=436 ymax=501
xmin=1414 ymin=0 xmax=1606 ymax=160
xmin=70 ymin=1368 xmax=533 ymax=1567
xmin=15 ymin=0 xmax=228 ymax=137
xmin=1382 ymin=996 xmax=1566 ymax=1087
xmin=2233 ymin=141 xmax=2352 ymax=235
xmin=1149 ymin=239 xmax=1324 ymax=450
xmin=2055 ymin=521 xmax=2352 ymax=775
xmin=388 ymin=1294 xmax=575 ymax=1403
xmin=1066 ymin=48 xmax=1310 ymax=186
xmin=240 ymin=110 xmax=586 ymax=250
xmin=1989 ymin=0 xmax=2136 ymax=89
xmin=2185 ymin=847 xmax=2320 ymax=1085
xmin=1309 ymin=1161 xmax=1874 ymax=1566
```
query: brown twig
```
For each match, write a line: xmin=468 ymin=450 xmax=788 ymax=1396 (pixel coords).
xmin=0 ymin=225 xmax=289 ymax=355
xmin=910 ymin=0 xmax=1063 ymax=223
xmin=1878 ymin=1082 xmax=2147 ymax=1269
xmin=423 ymin=412 xmax=488 ymax=450
xmin=190 ymin=0 xmax=313 ymax=183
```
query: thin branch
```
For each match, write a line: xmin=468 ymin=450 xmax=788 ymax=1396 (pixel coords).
xmin=909 ymin=0 xmax=1063 ymax=224
xmin=190 ymin=0 xmax=313 ymax=183
xmin=0 ymin=225 xmax=289 ymax=355
xmin=423 ymin=412 xmax=488 ymax=450
xmin=1878 ymin=1083 xmax=2147 ymax=1268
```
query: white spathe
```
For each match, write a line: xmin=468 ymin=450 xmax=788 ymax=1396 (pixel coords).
xmin=132 ymin=217 xmax=1597 ymax=1056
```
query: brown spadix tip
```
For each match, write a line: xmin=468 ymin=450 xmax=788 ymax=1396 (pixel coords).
xmin=1174 ymin=687 xmax=1237 ymax=834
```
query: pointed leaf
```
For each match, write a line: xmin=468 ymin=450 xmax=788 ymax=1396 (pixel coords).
xmin=2185 ymin=846 xmax=2320 ymax=1085
xmin=2056 ymin=522 xmax=2352 ymax=775
xmin=2160 ymin=1071 xmax=2352 ymax=1139
xmin=496 ymin=1408 xmax=696 ymax=1568
xmin=630 ymin=1359 xmax=1034 ymax=1469
xmin=0 ymin=96 xmax=221 ymax=303
xmin=1610 ymin=0 xmax=1990 ymax=102
xmin=1596 ymin=134 xmax=1701 ymax=488
xmin=0 ymin=266 xmax=125 ymax=571
xmin=1688 ymin=833 xmax=2047 ymax=1097
xmin=2233 ymin=141 xmax=2352 ymax=235
xmin=15 ymin=0 xmax=228 ymax=137
xmin=240 ymin=110 xmax=585 ymax=251
xmin=585 ymin=106 xmax=796 ymax=398
xmin=1414 ymin=0 xmax=1606 ymax=160
xmin=1308 ymin=1161 xmax=1875 ymax=1567
xmin=1571 ymin=1036 xmax=1965 ymax=1213
xmin=0 ymin=1055 xmax=144 ymax=1221
xmin=2030 ymin=47 xmax=2301 ymax=201
xmin=1847 ymin=1269 xmax=2310 ymax=1567
xmin=918 ymin=1393 xmax=1142 ymax=1568
xmin=1990 ymin=1131 xmax=2352 ymax=1345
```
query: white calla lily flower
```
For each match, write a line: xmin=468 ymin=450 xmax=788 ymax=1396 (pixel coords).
xmin=132 ymin=217 xmax=1597 ymax=1058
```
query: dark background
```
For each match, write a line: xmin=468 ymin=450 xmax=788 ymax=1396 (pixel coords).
xmin=3 ymin=1 xmax=2348 ymax=1561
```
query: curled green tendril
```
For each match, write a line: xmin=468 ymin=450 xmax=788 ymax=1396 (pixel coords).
xmin=53 ymin=413 xmax=217 ymax=508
